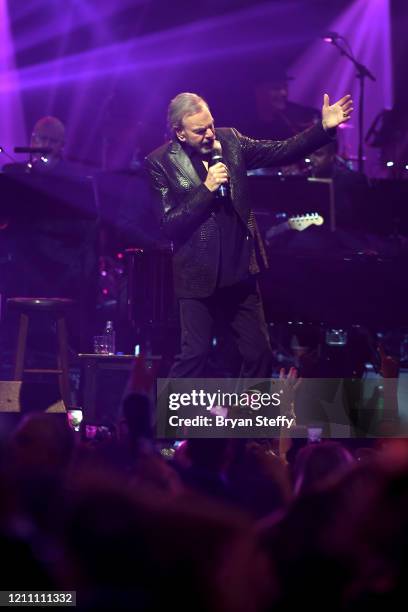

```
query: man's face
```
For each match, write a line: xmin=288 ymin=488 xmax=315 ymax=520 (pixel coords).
xmin=31 ymin=122 xmax=64 ymax=160
xmin=176 ymin=106 xmax=216 ymax=155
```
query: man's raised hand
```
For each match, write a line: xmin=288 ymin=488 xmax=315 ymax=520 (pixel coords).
xmin=322 ymin=93 xmax=354 ymax=130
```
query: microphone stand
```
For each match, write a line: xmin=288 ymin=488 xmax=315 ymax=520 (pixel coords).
xmin=327 ymin=37 xmax=376 ymax=173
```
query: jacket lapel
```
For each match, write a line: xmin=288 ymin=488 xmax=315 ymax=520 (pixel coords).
xmin=216 ymin=131 xmax=237 ymax=203
xmin=169 ymin=140 xmax=202 ymax=187
xmin=216 ymin=131 xmax=233 ymax=170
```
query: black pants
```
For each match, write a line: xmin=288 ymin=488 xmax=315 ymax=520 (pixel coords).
xmin=169 ymin=277 xmax=273 ymax=378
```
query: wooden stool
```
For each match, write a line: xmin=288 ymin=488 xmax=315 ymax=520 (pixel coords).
xmin=7 ymin=298 xmax=74 ymax=407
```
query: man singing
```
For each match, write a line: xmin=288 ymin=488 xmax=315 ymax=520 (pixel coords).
xmin=146 ymin=91 xmax=353 ymax=378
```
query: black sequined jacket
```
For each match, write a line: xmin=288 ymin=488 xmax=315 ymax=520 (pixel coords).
xmin=146 ymin=123 xmax=333 ymax=298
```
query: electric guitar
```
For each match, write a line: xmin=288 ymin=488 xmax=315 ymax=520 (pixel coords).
xmin=265 ymin=213 xmax=324 ymax=241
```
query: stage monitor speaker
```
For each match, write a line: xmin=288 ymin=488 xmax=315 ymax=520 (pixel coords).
xmin=0 ymin=381 xmax=66 ymax=413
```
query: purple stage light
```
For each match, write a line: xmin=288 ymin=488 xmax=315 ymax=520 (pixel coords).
xmin=3 ymin=1 xmax=312 ymax=170
xmin=5 ymin=1 xmax=392 ymax=172
xmin=0 ymin=0 xmax=26 ymax=168
xmin=11 ymin=0 xmax=143 ymax=57
xmin=289 ymin=0 xmax=393 ymax=177
xmin=3 ymin=1 xmax=308 ymax=94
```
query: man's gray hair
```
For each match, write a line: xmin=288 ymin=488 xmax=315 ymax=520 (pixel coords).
xmin=167 ymin=92 xmax=209 ymax=135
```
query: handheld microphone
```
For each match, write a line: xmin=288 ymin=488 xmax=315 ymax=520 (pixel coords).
xmin=210 ymin=140 xmax=228 ymax=198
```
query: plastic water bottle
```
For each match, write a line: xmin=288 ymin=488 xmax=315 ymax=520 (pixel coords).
xmin=104 ymin=320 xmax=116 ymax=355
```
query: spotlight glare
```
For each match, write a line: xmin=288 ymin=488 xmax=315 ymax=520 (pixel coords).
xmin=386 ymin=161 xmax=394 ymax=167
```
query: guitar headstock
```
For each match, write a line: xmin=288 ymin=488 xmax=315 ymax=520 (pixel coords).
xmin=288 ymin=213 xmax=324 ymax=232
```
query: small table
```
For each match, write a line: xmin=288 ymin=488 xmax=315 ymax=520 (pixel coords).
xmin=78 ymin=353 xmax=161 ymax=422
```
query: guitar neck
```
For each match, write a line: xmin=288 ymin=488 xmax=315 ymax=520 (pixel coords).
xmin=265 ymin=213 xmax=324 ymax=242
